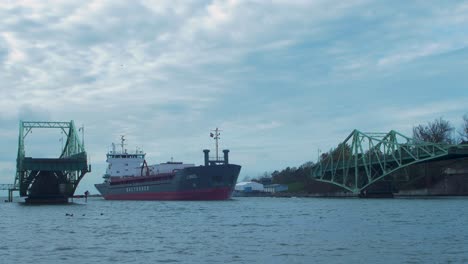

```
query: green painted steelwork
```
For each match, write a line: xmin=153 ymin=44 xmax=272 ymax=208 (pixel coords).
xmin=15 ymin=121 xmax=90 ymax=198
xmin=311 ymin=129 xmax=468 ymax=194
xmin=0 ymin=184 xmax=15 ymax=190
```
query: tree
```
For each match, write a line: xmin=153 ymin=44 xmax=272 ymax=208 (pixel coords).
xmin=459 ymin=114 xmax=468 ymax=143
xmin=300 ymin=161 xmax=315 ymax=169
xmin=241 ymin=175 xmax=251 ymax=182
xmin=329 ymin=143 xmax=352 ymax=161
xmin=413 ymin=117 xmax=454 ymax=144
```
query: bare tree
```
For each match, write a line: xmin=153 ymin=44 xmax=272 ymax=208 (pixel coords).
xmin=413 ymin=117 xmax=454 ymax=144
xmin=460 ymin=114 xmax=468 ymax=143
xmin=329 ymin=143 xmax=352 ymax=161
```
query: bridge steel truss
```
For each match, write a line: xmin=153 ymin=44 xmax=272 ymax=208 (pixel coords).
xmin=311 ymin=129 xmax=468 ymax=194
xmin=15 ymin=121 xmax=90 ymax=198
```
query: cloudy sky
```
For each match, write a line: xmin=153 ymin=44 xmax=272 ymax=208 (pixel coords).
xmin=1 ymin=0 xmax=468 ymax=194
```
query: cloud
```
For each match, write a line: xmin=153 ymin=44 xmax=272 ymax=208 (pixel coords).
xmin=1 ymin=1 xmax=468 ymax=192
xmin=377 ymin=43 xmax=448 ymax=67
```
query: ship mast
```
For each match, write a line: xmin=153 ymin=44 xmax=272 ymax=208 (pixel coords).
xmin=210 ymin=128 xmax=222 ymax=160
xmin=120 ymin=135 xmax=126 ymax=154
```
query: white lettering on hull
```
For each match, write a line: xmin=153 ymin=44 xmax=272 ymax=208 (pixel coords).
xmin=126 ymin=186 xmax=150 ymax=192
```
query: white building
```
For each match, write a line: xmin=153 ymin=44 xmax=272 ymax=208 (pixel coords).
xmin=235 ymin=181 xmax=264 ymax=192
xmin=264 ymin=184 xmax=288 ymax=193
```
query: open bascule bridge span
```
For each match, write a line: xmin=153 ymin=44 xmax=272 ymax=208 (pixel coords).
xmin=2 ymin=121 xmax=91 ymax=203
xmin=311 ymin=129 xmax=468 ymax=197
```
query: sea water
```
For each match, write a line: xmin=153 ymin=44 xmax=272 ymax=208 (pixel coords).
xmin=1 ymin=197 xmax=467 ymax=263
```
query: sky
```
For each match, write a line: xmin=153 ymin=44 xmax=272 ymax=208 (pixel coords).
xmin=1 ymin=0 xmax=468 ymax=195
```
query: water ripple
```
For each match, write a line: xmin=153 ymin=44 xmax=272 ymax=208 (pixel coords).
xmin=1 ymin=197 xmax=468 ymax=263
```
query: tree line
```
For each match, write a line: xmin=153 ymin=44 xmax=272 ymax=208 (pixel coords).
xmin=413 ymin=115 xmax=468 ymax=144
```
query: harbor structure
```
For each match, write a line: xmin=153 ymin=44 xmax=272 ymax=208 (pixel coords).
xmin=14 ymin=121 xmax=90 ymax=203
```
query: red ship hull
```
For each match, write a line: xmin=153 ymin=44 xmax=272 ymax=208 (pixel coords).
xmin=103 ymin=186 xmax=233 ymax=201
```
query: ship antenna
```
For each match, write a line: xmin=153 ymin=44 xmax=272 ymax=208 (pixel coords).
xmin=210 ymin=128 xmax=222 ymax=161
xmin=120 ymin=135 xmax=126 ymax=154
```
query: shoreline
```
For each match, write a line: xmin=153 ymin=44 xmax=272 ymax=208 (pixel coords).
xmin=233 ymin=191 xmax=468 ymax=198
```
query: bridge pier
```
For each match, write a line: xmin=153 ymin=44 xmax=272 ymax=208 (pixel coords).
xmin=359 ymin=190 xmax=394 ymax=198
xmin=25 ymin=195 xmax=69 ymax=204
xmin=359 ymin=181 xmax=394 ymax=198
xmin=1 ymin=184 xmax=17 ymax=202
xmin=5 ymin=188 xmax=18 ymax=202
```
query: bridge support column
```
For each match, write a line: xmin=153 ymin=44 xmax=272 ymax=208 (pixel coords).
xmin=8 ymin=189 xmax=13 ymax=202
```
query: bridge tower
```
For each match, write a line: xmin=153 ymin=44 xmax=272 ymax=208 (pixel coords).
xmin=15 ymin=121 xmax=91 ymax=203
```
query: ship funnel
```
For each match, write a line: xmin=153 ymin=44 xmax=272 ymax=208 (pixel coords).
xmin=223 ymin=149 xmax=229 ymax=164
xmin=203 ymin=149 xmax=210 ymax=166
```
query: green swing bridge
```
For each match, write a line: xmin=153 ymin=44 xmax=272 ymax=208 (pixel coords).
xmin=2 ymin=121 xmax=91 ymax=203
xmin=311 ymin=129 xmax=468 ymax=196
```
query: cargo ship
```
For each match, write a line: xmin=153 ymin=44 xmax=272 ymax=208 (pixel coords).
xmin=95 ymin=130 xmax=241 ymax=200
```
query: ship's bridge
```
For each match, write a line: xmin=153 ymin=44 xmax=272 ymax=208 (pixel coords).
xmin=107 ymin=153 xmax=146 ymax=159
xmin=105 ymin=136 xmax=147 ymax=177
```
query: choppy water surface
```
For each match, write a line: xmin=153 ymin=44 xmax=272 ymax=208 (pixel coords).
xmin=1 ymin=197 xmax=468 ymax=263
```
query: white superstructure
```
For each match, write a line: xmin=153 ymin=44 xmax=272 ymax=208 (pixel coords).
xmin=106 ymin=151 xmax=146 ymax=177
xmin=104 ymin=136 xmax=194 ymax=179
